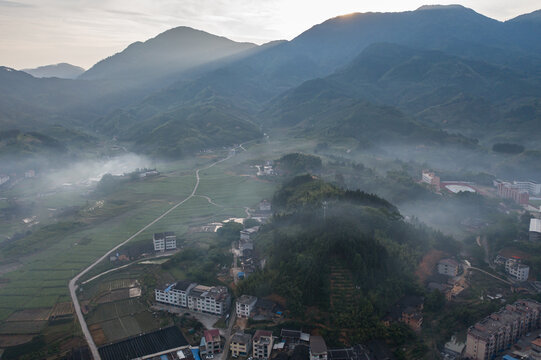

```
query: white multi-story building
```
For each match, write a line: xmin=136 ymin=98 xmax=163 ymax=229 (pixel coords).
xmin=236 ymin=295 xmax=257 ymax=318
xmin=531 ymin=219 xmax=541 ymax=242
xmin=253 ymin=330 xmax=274 ymax=360
xmin=513 ymin=181 xmax=541 ymax=196
xmin=240 ymin=227 xmax=259 ymax=241
xmin=155 ymin=281 xmax=196 ymax=307
xmin=505 ymin=259 xmax=530 ymax=281
xmin=187 ymin=285 xmax=231 ymax=316
xmin=437 ymin=259 xmax=459 ymax=277
xmin=153 ymin=232 xmax=177 ymax=252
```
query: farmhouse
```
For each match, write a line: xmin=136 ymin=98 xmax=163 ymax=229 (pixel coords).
xmin=236 ymin=294 xmax=257 ymax=318
xmin=153 ymin=232 xmax=177 ymax=252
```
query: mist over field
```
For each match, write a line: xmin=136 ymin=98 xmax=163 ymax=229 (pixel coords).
xmin=1 ymin=3 xmax=541 ymax=360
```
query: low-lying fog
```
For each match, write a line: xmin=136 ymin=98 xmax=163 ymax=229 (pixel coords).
xmin=43 ymin=153 xmax=153 ymax=188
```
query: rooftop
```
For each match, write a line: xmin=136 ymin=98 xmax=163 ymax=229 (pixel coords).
xmin=439 ymin=258 xmax=459 ymax=267
xmin=204 ymin=329 xmax=220 ymax=343
xmin=98 ymin=326 xmax=188 ymax=360
xmin=310 ymin=336 xmax=327 ymax=355
xmin=237 ymin=294 xmax=257 ymax=305
xmin=254 ymin=330 xmax=273 ymax=343
xmin=231 ymin=332 xmax=252 ymax=344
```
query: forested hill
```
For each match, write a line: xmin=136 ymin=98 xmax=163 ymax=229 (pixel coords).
xmin=237 ymin=175 xmax=458 ymax=344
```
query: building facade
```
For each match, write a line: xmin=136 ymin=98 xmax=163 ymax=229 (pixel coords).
xmin=421 ymin=170 xmax=440 ymax=189
xmin=505 ymin=259 xmax=529 ymax=281
xmin=203 ymin=329 xmax=222 ymax=354
xmin=153 ymin=232 xmax=177 ymax=251
xmin=253 ymin=330 xmax=274 ymax=360
xmin=513 ymin=181 xmax=541 ymax=196
xmin=155 ymin=281 xmax=196 ymax=307
xmin=437 ymin=258 xmax=459 ymax=276
xmin=465 ymin=299 xmax=541 ymax=360
xmin=531 ymin=219 xmax=541 ymax=242
xmin=236 ymin=295 xmax=257 ymax=318
xmin=187 ymin=285 xmax=231 ymax=316
xmin=230 ymin=332 xmax=252 ymax=357
xmin=497 ymin=182 xmax=530 ymax=205
xmin=155 ymin=282 xmax=230 ymax=315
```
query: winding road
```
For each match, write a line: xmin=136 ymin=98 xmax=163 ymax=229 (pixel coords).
xmin=69 ymin=147 xmax=242 ymax=360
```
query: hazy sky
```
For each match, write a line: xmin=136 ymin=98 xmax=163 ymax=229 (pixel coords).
xmin=0 ymin=0 xmax=539 ymax=70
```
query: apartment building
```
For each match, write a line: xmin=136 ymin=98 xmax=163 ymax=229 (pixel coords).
xmin=513 ymin=181 xmax=541 ymax=196
xmin=437 ymin=258 xmax=460 ymax=276
xmin=421 ymin=170 xmax=440 ymax=189
xmin=155 ymin=282 xmax=230 ymax=316
xmin=230 ymin=332 xmax=252 ymax=357
xmin=496 ymin=182 xmax=530 ymax=205
xmin=155 ymin=281 xmax=196 ymax=308
xmin=465 ymin=299 xmax=541 ymax=360
xmin=236 ymin=295 xmax=257 ymax=318
xmin=153 ymin=232 xmax=177 ymax=252
xmin=187 ymin=285 xmax=231 ymax=316
xmin=253 ymin=330 xmax=274 ymax=360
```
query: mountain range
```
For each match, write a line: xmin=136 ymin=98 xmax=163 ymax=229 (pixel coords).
xmin=22 ymin=63 xmax=85 ymax=79
xmin=1 ymin=5 xmax=541 ymax=158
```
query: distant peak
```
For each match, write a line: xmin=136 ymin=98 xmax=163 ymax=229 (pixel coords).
xmin=416 ymin=4 xmax=467 ymax=11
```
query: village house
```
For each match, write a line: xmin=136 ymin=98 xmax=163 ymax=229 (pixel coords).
xmin=202 ymin=329 xmax=222 ymax=354
xmin=253 ymin=330 xmax=274 ymax=360
xmin=153 ymin=232 xmax=177 ymax=252
xmin=437 ymin=258 xmax=460 ymax=277
xmin=236 ymin=295 xmax=257 ymax=318
xmin=230 ymin=332 xmax=252 ymax=357
xmin=155 ymin=282 xmax=230 ymax=316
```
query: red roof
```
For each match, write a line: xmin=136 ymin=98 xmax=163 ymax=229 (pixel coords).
xmin=204 ymin=329 xmax=220 ymax=343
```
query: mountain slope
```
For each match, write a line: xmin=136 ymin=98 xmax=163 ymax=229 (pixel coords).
xmin=80 ymin=26 xmax=256 ymax=82
xmin=22 ymin=63 xmax=85 ymax=79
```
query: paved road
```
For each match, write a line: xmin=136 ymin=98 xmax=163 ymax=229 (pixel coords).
xmin=69 ymin=148 xmax=241 ymax=360
xmin=221 ymin=307 xmax=237 ymax=360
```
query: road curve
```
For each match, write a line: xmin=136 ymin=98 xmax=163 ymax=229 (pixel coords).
xmin=69 ymin=149 xmax=238 ymax=360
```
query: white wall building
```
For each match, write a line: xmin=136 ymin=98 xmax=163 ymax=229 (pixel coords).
xmin=437 ymin=259 xmax=459 ymax=277
xmin=505 ymin=259 xmax=530 ymax=281
xmin=513 ymin=181 xmax=541 ymax=196
xmin=236 ymin=295 xmax=257 ymax=318
xmin=155 ymin=281 xmax=196 ymax=307
xmin=187 ymin=285 xmax=231 ymax=316
xmin=153 ymin=232 xmax=177 ymax=252
xmin=531 ymin=219 xmax=541 ymax=242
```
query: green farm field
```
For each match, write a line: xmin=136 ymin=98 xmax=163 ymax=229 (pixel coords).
xmin=0 ymin=139 xmax=289 ymax=340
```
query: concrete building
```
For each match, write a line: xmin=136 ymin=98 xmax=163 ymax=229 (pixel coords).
xmin=240 ymin=227 xmax=259 ymax=241
xmin=531 ymin=338 xmax=541 ymax=360
xmin=437 ymin=258 xmax=460 ymax=277
xmin=230 ymin=332 xmax=252 ymax=357
xmin=155 ymin=281 xmax=196 ymax=308
xmin=421 ymin=170 xmax=440 ymax=190
xmin=513 ymin=181 xmax=541 ymax=196
xmin=187 ymin=285 xmax=231 ymax=316
xmin=155 ymin=282 xmax=230 ymax=316
xmin=310 ymin=336 xmax=328 ymax=360
xmin=153 ymin=232 xmax=177 ymax=252
xmin=497 ymin=182 xmax=529 ymax=205
xmin=505 ymin=259 xmax=530 ymax=281
xmin=0 ymin=175 xmax=10 ymax=186
xmin=203 ymin=329 xmax=222 ymax=354
xmin=253 ymin=330 xmax=274 ymax=360
xmin=236 ymin=295 xmax=257 ymax=318
xmin=465 ymin=299 xmax=541 ymax=360
xmin=531 ymin=219 xmax=541 ymax=242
